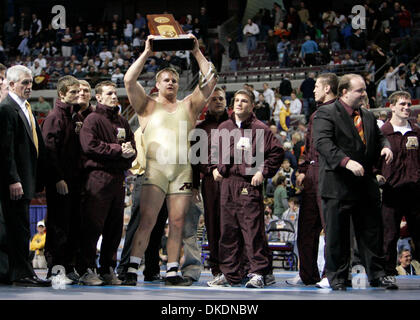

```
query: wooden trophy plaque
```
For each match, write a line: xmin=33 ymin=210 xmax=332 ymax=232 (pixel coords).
xmin=147 ymin=14 xmax=194 ymax=51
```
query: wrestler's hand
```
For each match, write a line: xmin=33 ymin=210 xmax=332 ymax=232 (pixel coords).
xmin=9 ymin=182 xmax=24 ymax=201
xmin=188 ymin=33 xmax=200 ymax=55
xmin=122 ymin=147 xmax=136 ymax=159
xmin=192 ymin=188 xmax=202 ymax=204
xmin=212 ymin=169 xmax=223 ymax=182
xmin=296 ymin=173 xmax=305 ymax=188
xmin=376 ymin=174 xmax=386 ymax=186
xmin=345 ymin=159 xmax=364 ymax=176
xmin=251 ymin=171 xmax=264 ymax=186
xmin=381 ymin=147 xmax=393 ymax=165
xmin=144 ymin=35 xmax=155 ymax=57
xmin=56 ymin=180 xmax=69 ymax=195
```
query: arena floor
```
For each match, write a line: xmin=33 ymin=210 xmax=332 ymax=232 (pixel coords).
xmin=0 ymin=269 xmax=419 ymax=301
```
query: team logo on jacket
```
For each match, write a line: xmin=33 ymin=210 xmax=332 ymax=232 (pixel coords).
xmin=117 ymin=128 xmax=126 ymax=142
xmin=241 ymin=188 xmax=248 ymax=195
xmin=406 ymin=136 xmax=418 ymax=150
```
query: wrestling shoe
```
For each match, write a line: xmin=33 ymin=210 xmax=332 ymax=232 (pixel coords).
xmin=315 ymin=277 xmax=330 ymax=289
xmin=101 ymin=267 xmax=122 ymax=286
xmin=245 ymin=274 xmax=264 ymax=288
xmin=79 ymin=268 xmax=104 ymax=286
xmin=121 ymin=272 xmax=137 ymax=286
xmin=165 ymin=275 xmax=193 ymax=286
xmin=66 ymin=268 xmax=80 ymax=284
xmin=285 ymin=274 xmax=304 ymax=286
xmin=264 ymin=274 xmax=276 ymax=286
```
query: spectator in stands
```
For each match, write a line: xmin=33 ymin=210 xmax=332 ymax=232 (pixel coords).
xmin=299 ymin=72 xmax=316 ymax=121
xmin=297 ymin=2 xmax=310 ymax=35
xmin=341 ymin=53 xmax=356 ymax=65
xmin=300 ymin=35 xmax=318 ymax=66
xmin=273 ymin=2 xmax=286 ymax=27
xmin=277 ymin=158 xmax=296 ymax=198
xmin=30 ymin=61 xmax=42 ymax=77
xmin=273 ymin=92 xmax=286 ymax=128
xmin=0 ymin=63 xmax=7 ymax=101
xmin=406 ymin=62 xmax=420 ymax=99
xmin=279 ymin=99 xmax=291 ymax=132
xmin=377 ymin=77 xmax=388 ymax=106
xmin=286 ymin=7 xmax=300 ymax=40
xmin=364 ymin=73 xmax=377 ymax=108
xmin=263 ymin=82 xmax=275 ymax=110
xmin=385 ymin=63 xmax=405 ymax=97
xmin=349 ymin=29 xmax=366 ymax=60
xmin=279 ymin=74 xmax=293 ymax=101
xmin=281 ymin=197 xmax=300 ymax=256
xmin=124 ymin=19 xmax=134 ymax=44
xmin=198 ymin=7 xmax=209 ymax=45
xmin=397 ymin=5 xmax=412 ymax=38
xmin=255 ymin=93 xmax=271 ymax=124
xmin=111 ymin=67 xmax=124 ymax=86
xmin=74 ymin=63 xmax=87 ymax=79
xmin=376 ymin=110 xmax=388 ymax=128
xmin=243 ymin=18 xmax=260 ymax=53
xmin=29 ymin=13 xmax=42 ymax=44
xmin=266 ymin=29 xmax=278 ymax=62
xmin=396 ymin=249 xmax=420 ymax=276
xmin=273 ymin=175 xmax=288 ymax=218
xmin=60 ymin=27 xmax=73 ymax=58
xmin=289 ymin=91 xmax=302 ymax=115
xmin=277 ymin=37 xmax=290 ymax=67
xmin=134 ymin=13 xmax=146 ymax=34
xmin=227 ymin=36 xmax=240 ymax=71
xmin=208 ymin=38 xmax=225 ymax=73
xmin=30 ymin=220 xmax=47 ymax=269
xmin=32 ymin=96 xmax=52 ymax=115
xmin=375 ymin=26 xmax=392 ymax=55
xmin=17 ymin=30 xmax=30 ymax=56
xmin=3 ymin=16 xmax=18 ymax=50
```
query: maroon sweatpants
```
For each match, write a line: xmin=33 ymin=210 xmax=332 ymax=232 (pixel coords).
xmin=219 ymin=176 xmax=271 ymax=284
xmin=201 ymin=175 xmax=222 ymax=276
xmin=297 ymin=188 xmax=324 ymax=284
xmin=79 ymin=170 xmax=125 ymax=273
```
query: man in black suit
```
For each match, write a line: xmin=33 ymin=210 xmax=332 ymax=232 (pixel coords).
xmin=0 ymin=65 xmax=51 ymax=287
xmin=312 ymin=73 xmax=397 ymax=291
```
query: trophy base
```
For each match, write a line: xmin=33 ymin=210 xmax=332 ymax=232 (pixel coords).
xmin=151 ymin=35 xmax=194 ymax=52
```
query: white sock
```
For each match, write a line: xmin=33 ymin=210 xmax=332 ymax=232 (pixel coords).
xmin=166 ymin=262 xmax=179 ymax=277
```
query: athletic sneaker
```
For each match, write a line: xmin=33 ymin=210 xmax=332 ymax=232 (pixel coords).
xmin=285 ymin=274 xmax=304 ymax=286
xmin=101 ymin=267 xmax=122 ymax=285
xmin=207 ymin=274 xmax=238 ymax=287
xmin=79 ymin=268 xmax=104 ymax=286
xmin=245 ymin=274 xmax=264 ymax=288
xmin=264 ymin=274 xmax=276 ymax=286
xmin=66 ymin=269 xmax=80 ymax=284
xmin=165 ymin=275 xmax=193 ymax=286
xmin=315 ymin=277 xmax=331 ymax=289
xmin=121 ymin=272 xmax=137 ymax=286
xmin=47 ymin=266 xmax=74 ymax=285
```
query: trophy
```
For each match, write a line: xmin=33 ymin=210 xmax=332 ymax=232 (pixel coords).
xmin=147 ymin=14 xmax=195 ymax=51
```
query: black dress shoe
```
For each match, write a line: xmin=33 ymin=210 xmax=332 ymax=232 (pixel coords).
xmin=144 ymin=273 xmax=164 ymax=282
xmin=13 ymin=276 xmax=52 ymax=287
xmin=331 ymin=283 xmax=347 ymax=291
xmin=370 ymin=276 xmax=398 ymax=290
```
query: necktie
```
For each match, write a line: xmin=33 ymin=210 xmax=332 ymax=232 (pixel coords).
xmin=25 ymin=101 xmax=39 ymax=156
xmin=353 ymin=109 xmax=366 ymax=144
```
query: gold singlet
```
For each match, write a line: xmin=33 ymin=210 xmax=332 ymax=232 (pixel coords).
xmin=142 ymin=100 xmax=193 ymax=194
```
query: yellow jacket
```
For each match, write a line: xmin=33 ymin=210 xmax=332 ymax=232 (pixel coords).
xmin=30 ymin=233 xmax=46 ymax=255
xmin=279 ymin=107 xmax=291 ymax=131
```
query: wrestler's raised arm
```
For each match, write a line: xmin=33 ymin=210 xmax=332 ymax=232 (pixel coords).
xmin=124 ymin=35 xmax=155 ymax=115
xmin=188 ymin=34 xmax=218 ymax=118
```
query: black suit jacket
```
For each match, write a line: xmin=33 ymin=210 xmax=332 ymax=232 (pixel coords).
xmin=313 ymin=100 xmax=390 ymax=200
xmin=0 ymin=95 xmax=45 ymax=200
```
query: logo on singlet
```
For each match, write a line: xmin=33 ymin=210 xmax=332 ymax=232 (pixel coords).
xmin=179 ymin=183 xmax=192 ymax=191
